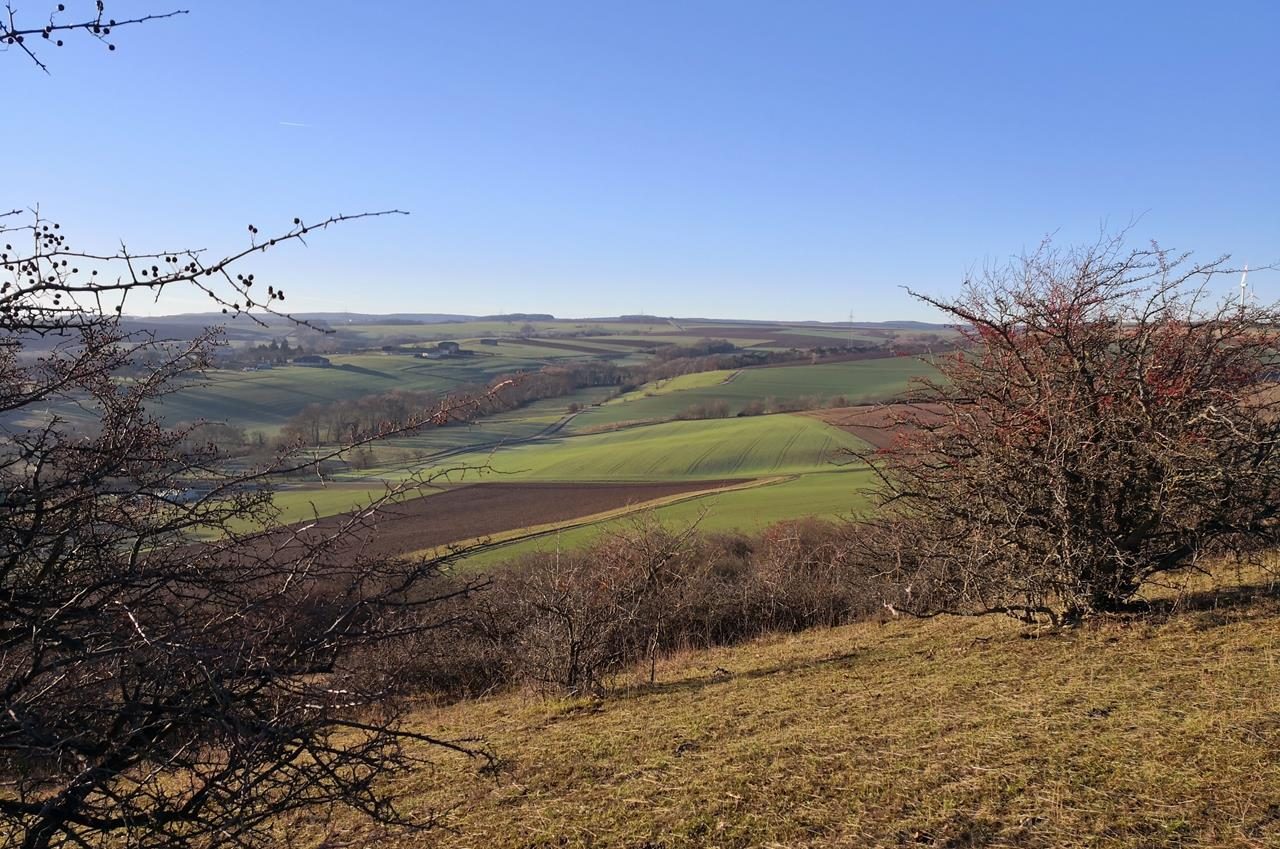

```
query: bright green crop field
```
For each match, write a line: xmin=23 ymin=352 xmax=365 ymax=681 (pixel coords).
xmin=605 ymin=369 xmax=739 ymax=405
xmin=418 ymin=414 xmax=868 ymax=483
xmin=569 ymin=356 xmax=935 ymax=430
xmin=330 ymin=387 xmax=618 ymax=478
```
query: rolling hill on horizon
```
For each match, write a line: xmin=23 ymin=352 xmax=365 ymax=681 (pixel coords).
xmin=123 ymin=311 xmax=955 ymax=331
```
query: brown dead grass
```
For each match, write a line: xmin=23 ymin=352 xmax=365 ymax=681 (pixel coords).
xmin=299 ymin=568 xmax=1280 ymax=848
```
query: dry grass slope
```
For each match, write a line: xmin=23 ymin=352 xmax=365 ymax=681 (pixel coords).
xmin=340 ymin=576 xmax=1280 ymax=848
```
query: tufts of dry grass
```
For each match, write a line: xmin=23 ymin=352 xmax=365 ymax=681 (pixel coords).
xmin=313 ymin=576 xmax=1280 ymax=848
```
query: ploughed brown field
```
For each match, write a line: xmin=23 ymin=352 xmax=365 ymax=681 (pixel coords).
xmin=490 ymin=337 xmax=621 ymax=355
xmin=276 ymin=480 xmax=745 ymax=560
xmin=806 ymin=403 xmax=947 ymax=448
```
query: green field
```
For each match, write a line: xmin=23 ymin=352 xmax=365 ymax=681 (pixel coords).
xmin=605 ymin=369 xmax=739 ymax=404
xmin=332 ymin=387 xmax=618 ymax=477
xmin=570 ymin=356 xmax=935 ymax=430
xmin=430 ymin=414 xmax=867 ymax=483
xmin=156 ymin=353 xmax=558 ymax=434
xmin=155 ymin=345 xmax=940 ymax=560
xmin=459 ymin=468 xmax=874 ymax=566
xmin=264 ymin=483 xmax=433 ymax=526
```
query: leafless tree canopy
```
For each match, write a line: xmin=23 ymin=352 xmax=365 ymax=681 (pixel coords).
xmin=0 ymin=205 xmax=513 ymax=848
xmin=859 ymin=235 xmax=1280 ymax=623
xmin=0 ymin=13 xmax=507 ymax=844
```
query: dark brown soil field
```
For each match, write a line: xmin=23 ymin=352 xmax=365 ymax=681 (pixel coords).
xmin=279 ymin=480 xmax=745 ymax=559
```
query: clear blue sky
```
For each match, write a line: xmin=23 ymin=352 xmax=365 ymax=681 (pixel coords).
xmin=7 ymin=1 xmax=1278 ymax=321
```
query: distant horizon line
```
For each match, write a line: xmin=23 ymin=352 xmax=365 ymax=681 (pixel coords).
xmin=124 ymin=311 xmax=955 ymax=330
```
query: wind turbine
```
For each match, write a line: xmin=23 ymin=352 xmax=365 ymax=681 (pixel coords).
xmin=1239 ymin=264 xmax=1253 ymax=313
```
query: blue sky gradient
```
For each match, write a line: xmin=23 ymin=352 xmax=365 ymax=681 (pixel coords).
xmin=7 ymin=1 xmax=1278 ymax=320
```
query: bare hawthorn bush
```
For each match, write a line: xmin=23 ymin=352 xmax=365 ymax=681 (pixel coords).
xmin=749 ymin=518 xmax=864 ymax=629
xmin=857 ymin=234 xmax=1280 ymax=623
xmin=494 ymin=521 xmax=702 ymax=694
xmin=503 ymin=551 xmax=629 ymax=694
xmin=0 ymin=204 xmax=515 ymax=848
xmin=0 ymin=8 xmax=524 ymax=846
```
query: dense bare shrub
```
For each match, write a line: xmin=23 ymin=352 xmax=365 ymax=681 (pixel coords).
xmin=0 ymin=199 xmax=520 ymax=848
xmin=359 ymin=518 xmax=886 ymax=703
xmin=749 ymin=519 xmax=869 ymax=629
xmin=858 ymin=235 xmax=1280 ymax=623
xmin=350 ymin=583 xmax=517 ymax=701
xmin=4 ymin=23 xmax=505 ymax=837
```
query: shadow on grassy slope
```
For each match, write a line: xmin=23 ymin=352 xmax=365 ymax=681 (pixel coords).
xmin=332 ymin=363 xmax=397 ymax=379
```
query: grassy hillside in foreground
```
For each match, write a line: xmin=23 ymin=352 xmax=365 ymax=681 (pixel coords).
xmin=426 ymin=414 xmax=868 ymax=482
xmin=344 ymin=580 xmax=1280 ymax=848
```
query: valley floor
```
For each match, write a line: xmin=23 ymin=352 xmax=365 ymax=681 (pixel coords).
xmin=325 ymin=576 xmax=1280 ymax=848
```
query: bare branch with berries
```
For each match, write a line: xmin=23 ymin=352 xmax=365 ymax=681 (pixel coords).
xmin=1 ymin=2 xmax=186 ymax=72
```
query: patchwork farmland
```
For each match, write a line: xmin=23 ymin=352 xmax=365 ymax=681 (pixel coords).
xmin=146 ymin=315 xmax=949 ymax=563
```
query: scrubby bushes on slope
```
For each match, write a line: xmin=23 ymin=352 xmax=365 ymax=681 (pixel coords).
xmin=349 ymin=518 xmax=884 ymax=701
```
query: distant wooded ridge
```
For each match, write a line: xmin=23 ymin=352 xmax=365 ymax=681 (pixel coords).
xmin=121 ymin=312 xmax=955 ymax=330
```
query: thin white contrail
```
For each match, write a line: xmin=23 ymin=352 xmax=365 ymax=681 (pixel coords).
xmin=278 ymin=121 xmax=311 ymax=128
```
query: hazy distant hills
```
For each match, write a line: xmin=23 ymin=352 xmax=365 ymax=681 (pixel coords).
xmin=124 ymin=312 xmax=474 ymax=326
xmin=124 ymin=312 xmax=952 ymax=331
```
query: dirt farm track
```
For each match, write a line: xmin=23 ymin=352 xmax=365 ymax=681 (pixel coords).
xmin=278 ymin=480 xmax=744 ymax=560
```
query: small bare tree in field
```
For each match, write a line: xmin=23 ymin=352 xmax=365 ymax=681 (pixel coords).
xmin=1 ymin=5 xmax=504 ymax=846
xmin=859 ymin=234 xmax=1280 ymax=623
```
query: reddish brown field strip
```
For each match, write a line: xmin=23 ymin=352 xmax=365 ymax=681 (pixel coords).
xmin=806 ymin=403 xmax=946 ymax=449
xmin=491 ymin=338 xmax=623 ymax=355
